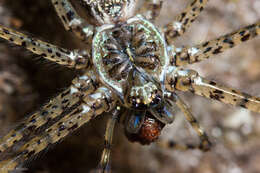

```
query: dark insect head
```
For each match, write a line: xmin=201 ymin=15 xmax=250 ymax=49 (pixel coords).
xmin=123 ymin=100 xmax=176 ymax=144
xmin=124 ymin=110 xmax=165 ymax=145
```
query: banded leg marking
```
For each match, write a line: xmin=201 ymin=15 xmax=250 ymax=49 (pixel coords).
xmin=0 ymin=87 xmax=116 ymax=172
xmin=0 ymin=106 xmax=82 ymax=173
xmin=166 ymin=68 xmax=260 ymax=113
xmin=139 ymin=0 xmax=164 ymax=21
xmin=0 ymin=25 xmax=89 ymax=69
xmin=164 ymin=94 xmax=211 ymax=151
xmin=51 ymin=0 xmax=94 ymax=42
xmin=170 ymin=22 xmax=260 ymax=66
xmin=0 ymin=74 xmax=97 ymax=154
xmin=98 ymin=107 xmax=120 ymax=173
xmin=157 ymin=139 xmax=208 ymax=151
xmin=163 ymin=0 xmax=208 ymax=43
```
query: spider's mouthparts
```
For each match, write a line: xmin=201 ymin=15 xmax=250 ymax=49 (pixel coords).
xmin=124 ymin=69 xmax=162 ymax=109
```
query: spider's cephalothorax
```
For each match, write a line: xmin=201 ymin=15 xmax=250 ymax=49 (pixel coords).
xmin=81 ymin=0 xmax=137 ymax=24
xmin=0 ymin=0 xmax=259 ymax=172
xmin=93 ymin=15 xmax=169 ymax=110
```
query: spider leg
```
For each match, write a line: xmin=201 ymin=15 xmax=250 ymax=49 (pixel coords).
xmin=163 ymin=0 xmax=208 ymax=43
xmin=169 ymin=22 xmax=260 ymax=66
xmin=166 ymin=68 xmax=260 ymax=113
xmin=0 ymin=87 xmax=116 ymax=173
xmin=158 ymin=93 xmax=211 ymax=151
xmin=0 ymin=25 xmax=89 ymax=69
xmin=138 ymin=0 xmax=164 ymax=22
xmin=51 ymin=0 xmax=94 ymax=42
xmin=0 ymin=73 xmax=97 ymax=154
xmin=97 ymin=107 xmax=120 ymax=173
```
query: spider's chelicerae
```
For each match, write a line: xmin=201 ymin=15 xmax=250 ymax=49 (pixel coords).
xmin=0 ymin=0 xmax=259 ymax=172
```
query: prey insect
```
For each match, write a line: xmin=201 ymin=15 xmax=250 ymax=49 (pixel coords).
xmin=0 ymin=0 xmax=259 ymax=172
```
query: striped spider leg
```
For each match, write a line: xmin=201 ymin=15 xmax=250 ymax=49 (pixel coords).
xmin=137 ymin=0 xmax=164 ymax=22
xmin=0 ymin=86 xmax=116 ymax=173
xmin=0 ymin=24 xmax=89 ymax=69
xmin=163 ymin=0 xmax=208 ymax=43
xmin=169 ymin=22 xmax=260 ymax=66
xmin=51 ymin=0 xmax=94 ymax=42
xmin=157 ymin=93 xmax=211 ymax=151
xmin=166 ymin=68 xmax=260 ymax=113
xmin=97 ymin=107 xmax=121 ymax=173
xmin=0 ymin=71 xmax=97 ymax=153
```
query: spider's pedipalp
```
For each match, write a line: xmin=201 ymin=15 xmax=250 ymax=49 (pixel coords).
xmin=166 ymin=68 xmax=260 ymax=113
xmin=0 ymin=73 xmax=97 ymax=155
xmin=138 ymin=0 xmax=164 ymax=22
xmin=0 ymin=25 xmax=90 ymax=69
xmin=51 ymin=0 xmax=94 ymax=42
xmin=0 ymin=87 xmax=116 ymax=172
xmin=163 ymin=0 xmax=208 ymax=43
xmin=170 ymin=21 xmax=260 ymax=66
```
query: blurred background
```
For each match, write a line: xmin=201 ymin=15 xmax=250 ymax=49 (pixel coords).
xmin=0 ymin=0 xmax=259 ymax=172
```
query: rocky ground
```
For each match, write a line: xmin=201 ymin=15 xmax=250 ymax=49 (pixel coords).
xmin=0 ymin=0 xmax=259 ymax=173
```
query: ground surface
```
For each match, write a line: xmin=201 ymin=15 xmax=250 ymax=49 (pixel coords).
xmin=0 ymin=0 xmax=260 ymax=173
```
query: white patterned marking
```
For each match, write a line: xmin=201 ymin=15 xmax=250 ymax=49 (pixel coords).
xmin=188 ymin=47 xmax=199 ymax=56
xmin=70 ymin=87 xmax=79 ymax=94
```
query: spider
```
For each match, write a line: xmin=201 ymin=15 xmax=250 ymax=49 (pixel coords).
xmin=0 ymin=0 xmax=259 ymax=172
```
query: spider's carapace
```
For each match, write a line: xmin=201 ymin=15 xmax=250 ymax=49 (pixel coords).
xmin=93 ymin=15 xmax=169 ymax=109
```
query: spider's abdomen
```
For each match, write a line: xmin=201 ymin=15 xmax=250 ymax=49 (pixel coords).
xmin=82 ymin=0 xmax=136 ymax=24
xmin=93 ymin=15 xmax=169 ymax=109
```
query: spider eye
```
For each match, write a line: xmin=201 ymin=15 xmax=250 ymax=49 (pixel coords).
xmin=124 ymin=70 xmax=162 ymax=109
